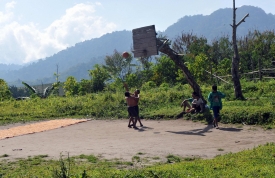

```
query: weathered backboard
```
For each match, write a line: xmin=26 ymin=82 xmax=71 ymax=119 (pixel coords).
xmin=132 ymin=25 xmax=158 ymax=58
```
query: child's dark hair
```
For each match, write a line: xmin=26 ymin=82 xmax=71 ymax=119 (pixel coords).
xmin=212 ymin=85 xmax=217 ymax=91
xmin=125 ymin=92 xmax=130 ymax=97
xmin=135 ymin=89 xmax=140 ymax=94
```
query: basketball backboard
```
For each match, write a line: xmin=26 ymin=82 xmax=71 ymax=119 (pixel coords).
xmin=132 ymin=25 xmax=158 ymax=58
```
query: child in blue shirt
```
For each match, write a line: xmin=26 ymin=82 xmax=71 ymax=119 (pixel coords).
xmin=208 ymin=85 xmax=225 ymax=129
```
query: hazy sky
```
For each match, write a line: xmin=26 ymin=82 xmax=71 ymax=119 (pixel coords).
xmin=0 ymin=0 xmax=274 ymax=65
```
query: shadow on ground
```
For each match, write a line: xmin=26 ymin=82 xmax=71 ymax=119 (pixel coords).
xmin=166 ymin=124 xmax=242 ymax=136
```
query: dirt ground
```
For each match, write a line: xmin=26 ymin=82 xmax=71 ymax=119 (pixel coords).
xmin=0 ymin=119 xmax=275 ymax=163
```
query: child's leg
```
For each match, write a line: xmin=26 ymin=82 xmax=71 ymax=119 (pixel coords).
xmin=139 ymin=119 xmax=143 ymax=126
xmin=128 ymin=117 xmax=133 ymax=127
xmin=183 ymin=101 xmax=191 ymax=111
xmin=212 ymin=117 xmax=217 ymax=127
xmin=212 ymin=106 xmax=219 ymax=128
xmin=132 ymin=117 xmax=138 ymax=129
xmin=215 ymin=118 xmax=218 ymax=127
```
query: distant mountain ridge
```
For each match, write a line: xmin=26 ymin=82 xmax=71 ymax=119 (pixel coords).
xmin=163 ymin=5 xmax=275 ymax=41
xmin=0 ymin=64 xmax=23 ymax=72
xmin=1 ymin=5 xmax=275 ymax=86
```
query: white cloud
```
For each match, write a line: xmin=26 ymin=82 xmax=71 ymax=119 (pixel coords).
xmin=0 ymin=3 xmax=117 ymax=64
xmin=45 ymin=3 xmax=116 ymax=45
xmin=5 ymin=1 xmax=16 ymax=9
xmin=0 ymin=1 xmax=15 ymax=24
xmin=95 ymin=2 xmax=102 ymax=6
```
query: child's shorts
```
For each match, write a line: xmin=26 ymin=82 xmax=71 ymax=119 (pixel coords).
xmin=212 ymin=106 xmax=220 ymax=119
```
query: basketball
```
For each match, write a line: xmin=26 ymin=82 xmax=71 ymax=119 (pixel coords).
xmin=122 ymin=51 xmax=130 ymax=58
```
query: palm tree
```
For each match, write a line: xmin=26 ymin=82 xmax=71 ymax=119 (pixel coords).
xmin=22 ymin=82 xmax=54 ymax=98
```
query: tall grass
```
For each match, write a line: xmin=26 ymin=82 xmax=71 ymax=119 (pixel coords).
xmin=0 ymin=80 xmax=275 ymax=127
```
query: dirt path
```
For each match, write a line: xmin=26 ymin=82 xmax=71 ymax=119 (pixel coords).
xmin=0 ymin=119 xmax=275 ymax=162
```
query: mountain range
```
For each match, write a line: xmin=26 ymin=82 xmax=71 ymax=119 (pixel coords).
xmin=1 ymin=5 xmax=275 ymax=87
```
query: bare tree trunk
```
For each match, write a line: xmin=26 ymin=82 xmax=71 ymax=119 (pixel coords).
xmin=250 ymin=54 xmax=255 ymax=82
xmin=231 ymin=0 xmax=248 ymax=100
xmin=156 ymin=39 xmax=206 ymax=104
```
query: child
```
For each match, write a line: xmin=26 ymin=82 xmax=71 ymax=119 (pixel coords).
xmin=125 ymin=91 xmax=138 ymax=129
xmin=124 ymin=83 xmax=143 ymax=127
xmin=177 ymin=92 xmax=203 ymax=118
xmin=187 ymin=93 xmax=204 ymax=113
xmin=207 ymin=85 xmax=225 ymax=129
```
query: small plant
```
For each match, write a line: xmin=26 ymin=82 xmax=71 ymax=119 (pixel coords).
xmin=34 ymin=154 xmax=48 ymax=159
xmin=51 ymin=153 xmax=72 ymax=178
xmin=152 ymin=156 xmax=160 ymax=160
xmin=132 ymin=156 xmax=141 ymax=162
xmin=264 ymin=125 xmax=273 ymax=130
xmin=166 ymin=154 xmax=181 ymax=163
xmin=217 ymin=148 xmax=224 ymax=151
xmin=78 ymin=154 xmax=98 ymax=163
xmin=183 ymin=157 xmax=196 ymax=161
xmin=137 ymin=152 xmax=144 ymax=155
xmin=0 ymin=154 xmax=9 ymax=158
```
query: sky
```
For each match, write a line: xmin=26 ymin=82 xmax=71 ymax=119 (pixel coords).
xmin=0 ymin=0 xmax=275 ymax=65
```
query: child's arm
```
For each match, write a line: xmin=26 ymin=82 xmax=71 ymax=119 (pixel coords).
xmin=123 ymin=83 xmax=129 ymax=92
xmin=220 ymin=92 xmax=226 ymax=98
xmin=180 ymin=99 xmax=186 ymax=107
xmin=207 ymin=93 xmax=212 ymax=102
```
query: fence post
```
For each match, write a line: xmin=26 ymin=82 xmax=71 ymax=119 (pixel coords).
xmin=258 ymin=58 xmax=262 ymax=81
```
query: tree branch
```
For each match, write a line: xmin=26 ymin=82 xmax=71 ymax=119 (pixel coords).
xmin=236 ymin=13 xmax=249 ymax=27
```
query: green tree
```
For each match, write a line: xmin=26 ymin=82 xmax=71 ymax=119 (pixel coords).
xmin=172 ymin=33 xmax=212 ymax=84
xmin=125 ymin=73 xmax=140 ymax=89
xmin=103 ymin=50 xmax=133 ymax=81
xmin=172 ymin=33 xmax=209 ymax=56
xmin=209 ymin=37 xmax=232 ymax=71
xmin=63 ymin=76 xmax=79 ymax=96
xmin=78 ymin=79 xmax=92 ymax=95
xmin=0 ymin=79 xmax=12 ymax=100
xmin=216 ymin=58 xmax=232 ymax=76
xmin=186 ymin=54 xmax=209 ymax=83
xmin=89 ymin=64 xmax=110 ymax=92
xmin=51 ymin=82 xmax=61 ymax=96
xmin=151 ymin=55 xmax=180 ymax=86
xmin=9 ymin=85 xmax=30 ymax=98
xmin=238 ymin=30 xmax=275 ymax=79
xmin=128 ymin=56 xmax=155 ymax=88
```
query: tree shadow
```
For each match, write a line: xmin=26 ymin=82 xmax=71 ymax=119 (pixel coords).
xmin=166 ymin=124 xmax=213 ymax=136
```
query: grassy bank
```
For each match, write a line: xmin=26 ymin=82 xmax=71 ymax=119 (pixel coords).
xmin=0 ymin=143 xmax=274 ymax=177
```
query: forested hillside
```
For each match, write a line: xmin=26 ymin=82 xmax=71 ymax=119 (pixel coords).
xmin=1 ymin=5 xmax=275 ymax=87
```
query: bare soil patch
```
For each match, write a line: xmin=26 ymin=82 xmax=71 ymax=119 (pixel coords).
xmin=0 ymin=119 xmax=274 ymax=162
